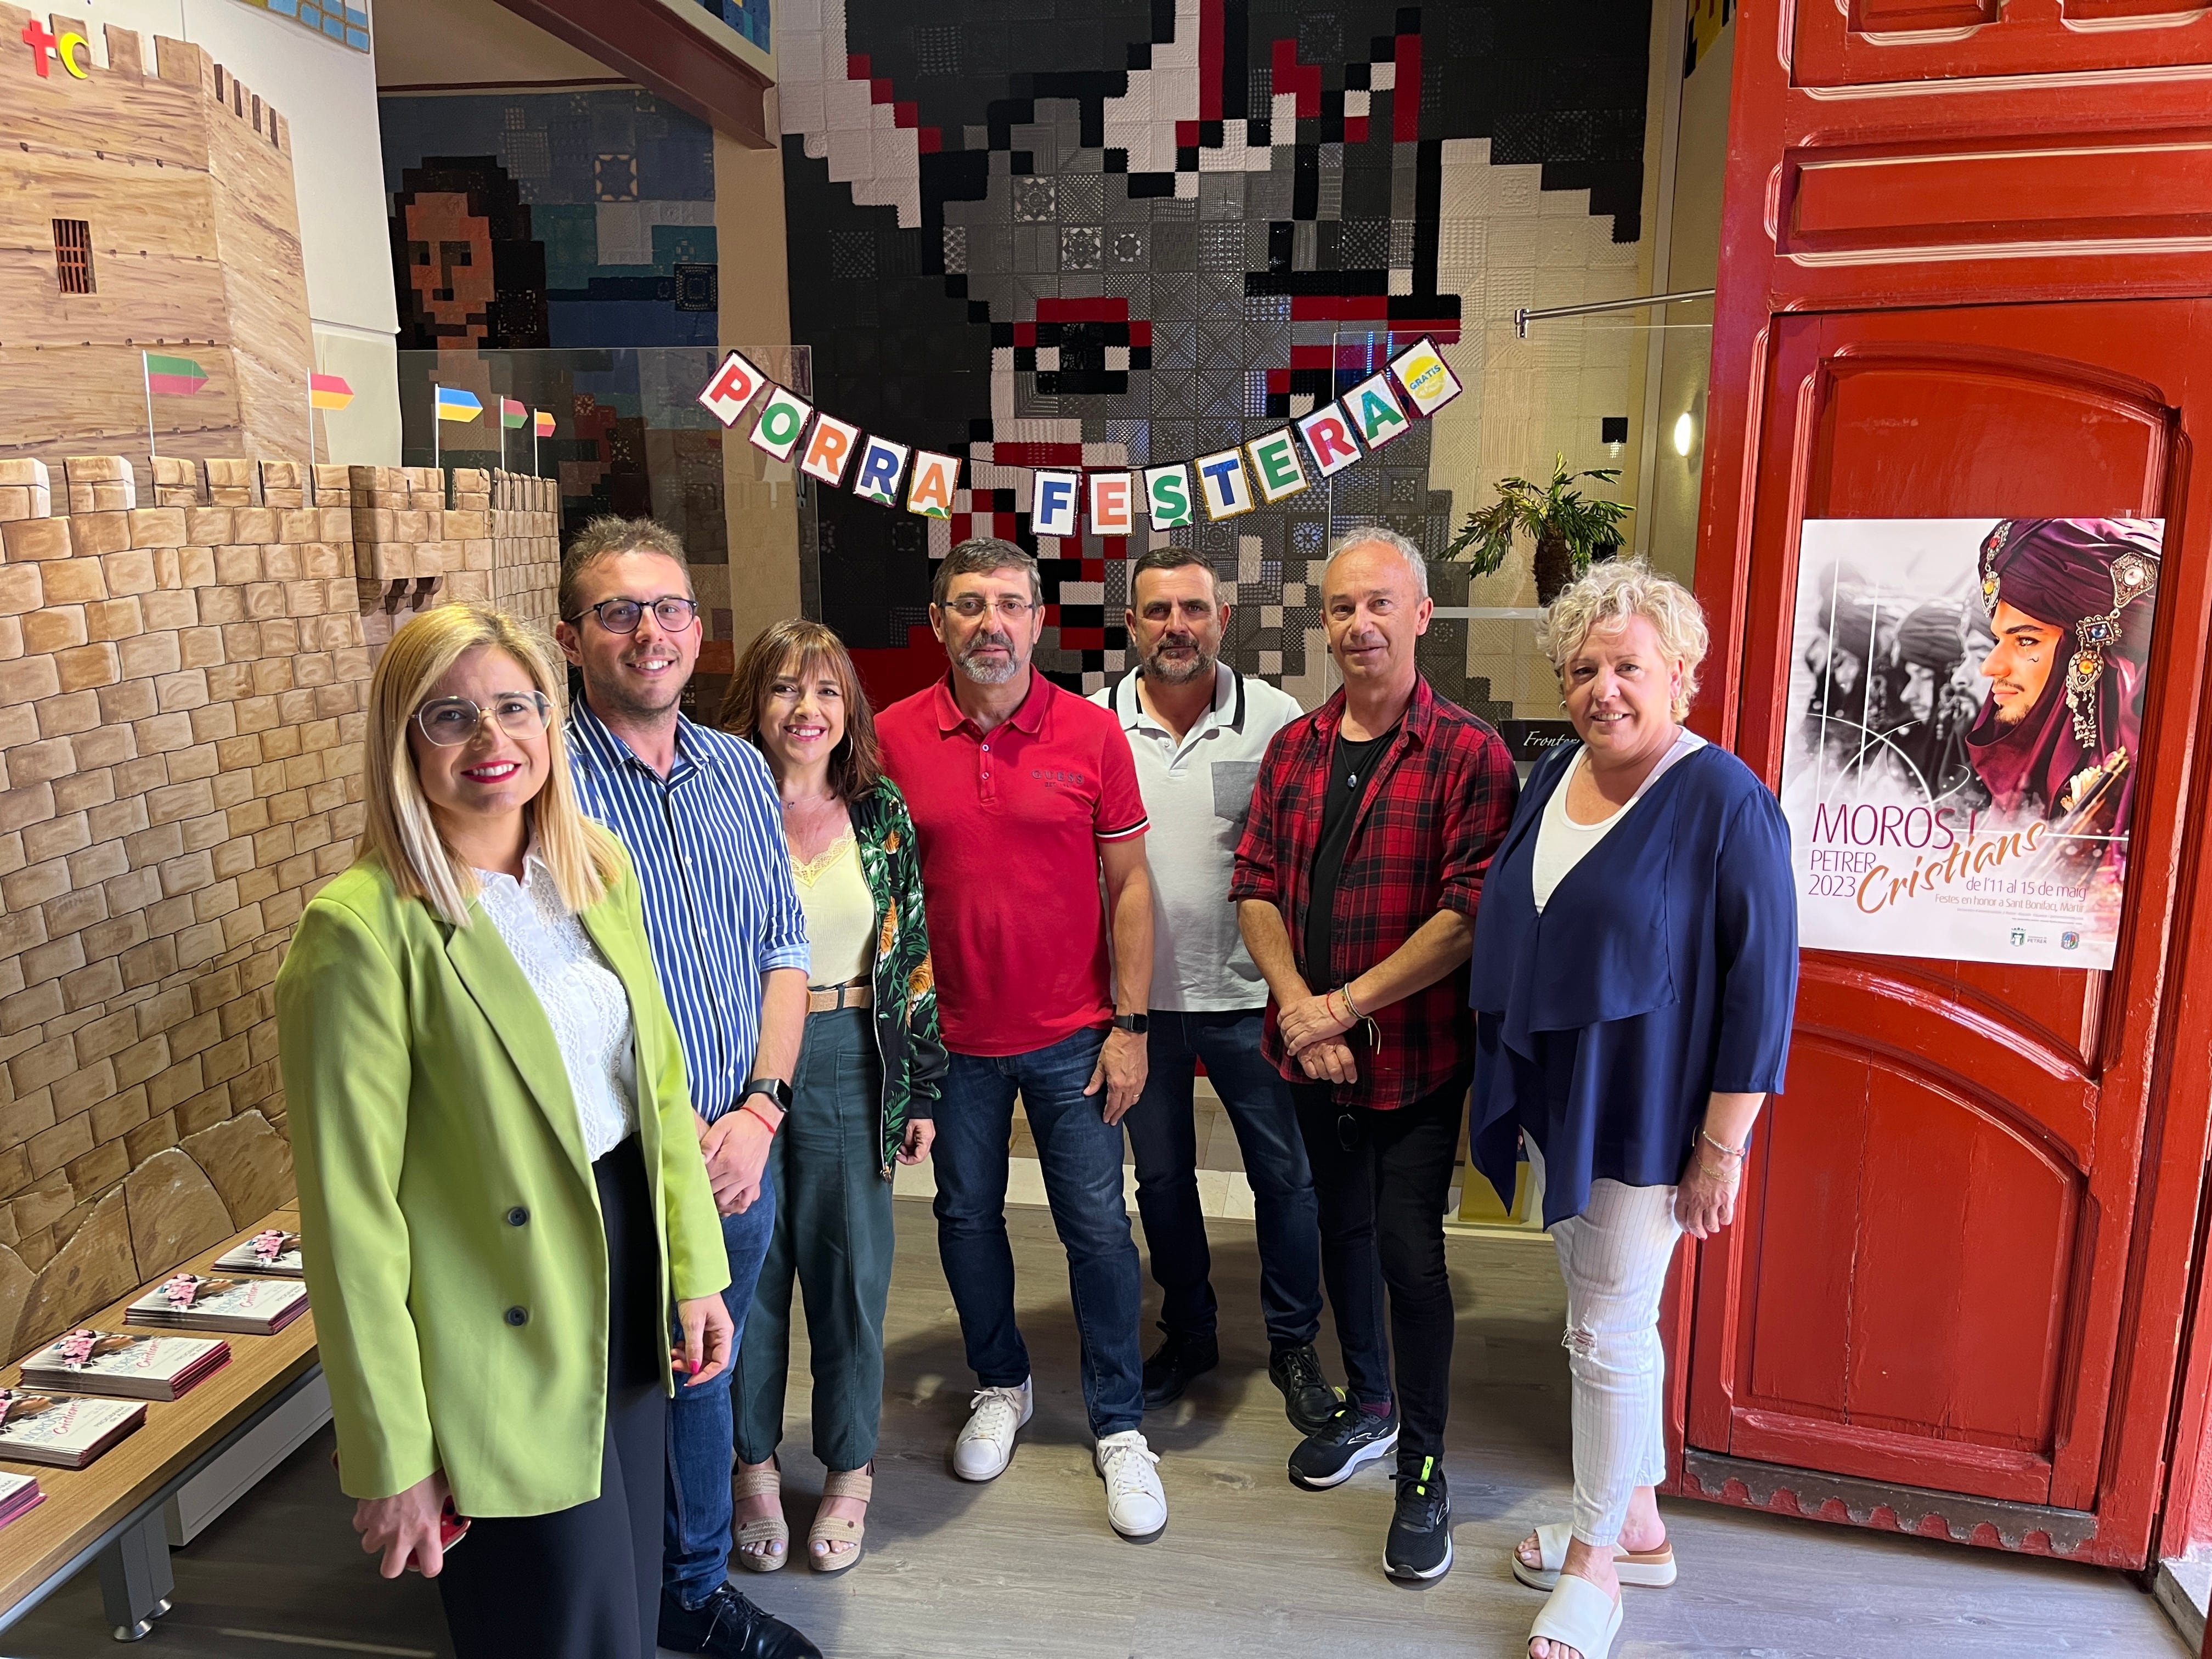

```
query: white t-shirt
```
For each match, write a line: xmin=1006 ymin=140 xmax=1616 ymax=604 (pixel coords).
xmin=1092 ymin=662 xmax=1305 ymax=1011
xmin=1531 ymin=730 xmax=1707 ymax=914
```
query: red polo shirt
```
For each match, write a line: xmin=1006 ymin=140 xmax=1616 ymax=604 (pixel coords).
xmin=878 ymin=672 xmax=1148 ymax=1056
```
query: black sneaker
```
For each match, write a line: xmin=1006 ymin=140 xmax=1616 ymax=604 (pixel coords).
xmin=1384 ymin=1456 xmax=1453 ymax=1582
xmin=1287 ymin=1401 xmax=1399 ymax=1490
xmin=1267 ymin=1342 xmax=1341 ymax=1434
xmin=659 ymin=1584 xmax=823 ymax=1659
xmin=1141 ymin=1329 xmax=1219 ymax=1408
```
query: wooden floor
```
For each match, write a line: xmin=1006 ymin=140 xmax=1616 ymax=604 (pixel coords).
xmin=6 ymin=1200 xmax=2185 ymax=1658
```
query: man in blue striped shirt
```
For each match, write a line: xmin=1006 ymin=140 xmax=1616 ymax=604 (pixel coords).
xmin=556 ymin=517 xmax=817 ymax=1659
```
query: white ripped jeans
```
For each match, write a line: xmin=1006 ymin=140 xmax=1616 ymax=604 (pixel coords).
xmin=1551 ymin=1178 xmax=1684 ymax=1548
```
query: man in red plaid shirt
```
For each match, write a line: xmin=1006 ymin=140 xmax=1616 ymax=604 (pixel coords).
xmin=1231 ymin=526 xmax=1517 ymax=1584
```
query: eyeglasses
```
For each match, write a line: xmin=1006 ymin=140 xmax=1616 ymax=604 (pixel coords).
xmin=569 ymin=596 xmax=700 ymax=634
xmin=414 ymin=692 xmax=554 ymax=747
xmin=939 ymin=595 xmax=1040 ymax=620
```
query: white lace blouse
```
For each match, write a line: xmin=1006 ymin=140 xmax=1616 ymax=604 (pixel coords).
xmin=473 ymin=850 xmax=639 ymax=1161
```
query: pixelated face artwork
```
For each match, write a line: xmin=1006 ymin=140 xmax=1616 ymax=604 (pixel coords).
xmin=768 ymin=1 xmax=1647 ymax=695
xmin=405 ymin=193 xmax=496 ymax=340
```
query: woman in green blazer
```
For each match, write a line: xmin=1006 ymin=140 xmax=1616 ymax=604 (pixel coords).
xmin=276 ymin=602 xmax=733 ymax=1659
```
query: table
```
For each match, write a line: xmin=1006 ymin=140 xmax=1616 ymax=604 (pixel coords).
xmin=0 ymin=1206 xmax=319 ymax=1642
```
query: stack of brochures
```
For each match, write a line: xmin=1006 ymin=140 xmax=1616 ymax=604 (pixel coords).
xmin=0 ymin=1391 xmax=146 ymax=1469
xmin=0 ymin=1470 xmax=44 ymax=1527
xmin=126 ymin=1274 xmax=308 ymax=1338
xmin=213 ymin=1229 xmax=304 ymax=1277
xmin=19 ymin=1330 xmax=233 ymax=1401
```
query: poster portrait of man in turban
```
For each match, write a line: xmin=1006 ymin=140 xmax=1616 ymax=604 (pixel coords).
xmin=1780 ymin=516 xmax=2162 ymax=971
xmin=1967 ymin=517 xmax=2162 ymax=885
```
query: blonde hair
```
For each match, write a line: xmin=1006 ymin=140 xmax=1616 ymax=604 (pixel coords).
xmin=363 ymin=603 xmax=624 ymax=926
xmin=1536 ymin=559 xmax=1710 ymax=719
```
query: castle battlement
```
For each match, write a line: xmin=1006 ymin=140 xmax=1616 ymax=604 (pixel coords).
xmin=0 ymin=449 xmax=560 ymax=1361
xmin=0 ymin=8 xmax=313 ymax=465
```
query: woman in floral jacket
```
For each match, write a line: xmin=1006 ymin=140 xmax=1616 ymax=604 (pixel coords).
xmin=719 ymin=620 xmax=946 ymax=1576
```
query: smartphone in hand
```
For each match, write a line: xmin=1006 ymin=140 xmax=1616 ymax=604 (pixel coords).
xmin=404 ymin=1500 xmax=470 ymax=1573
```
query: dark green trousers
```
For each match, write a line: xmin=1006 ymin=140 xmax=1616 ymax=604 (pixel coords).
xmin=735 ymin=1007 xmax=895 ymax=1471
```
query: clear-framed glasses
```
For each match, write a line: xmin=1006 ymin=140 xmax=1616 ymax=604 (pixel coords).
xmin=414 ymin=692 xmax=554 ymax=747
xmin=940 ymin=595 xmax=1039 ymax=620
xmin=570 ymin=595 xmax=700 ymax=634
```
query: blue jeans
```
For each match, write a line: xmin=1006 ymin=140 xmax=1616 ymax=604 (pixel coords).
xmin=1125 ymin=1009 xmax=1322 ymax=1350
xmin=663 ymin=1170 xmax=776 ymax=1607
xmin=933 ymin=1026 xmax=1144 ymax=1437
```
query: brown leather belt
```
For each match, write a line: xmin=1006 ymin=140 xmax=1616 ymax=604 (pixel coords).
xmin=807 ymin=981 xmax=872 ymax=1013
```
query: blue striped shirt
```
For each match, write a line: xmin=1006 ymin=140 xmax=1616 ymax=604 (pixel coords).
xmin=567 ymin=697 xmax=809 ymax=1121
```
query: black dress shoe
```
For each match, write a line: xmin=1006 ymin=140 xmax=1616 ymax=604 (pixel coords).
xmin=1287 ymin=1401 xmax=1398 ymax=1489
xmin=1141 ymin=1330 xmax=1219 ymax=1408
xmin=659 ymin=1584 xmax=823 ymax=1659
xmin=1267 ymin=1341 xmax=1341 ymax=1434
xmin=1384 ymin=1457 xmax=1452 ymax=1582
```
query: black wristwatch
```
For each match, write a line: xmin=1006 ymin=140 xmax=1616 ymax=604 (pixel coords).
xmin=1111 ymin=1013 xmax=1150 ymax=1035
xmin=738 ymin=1077 xmax=793 ymax=1112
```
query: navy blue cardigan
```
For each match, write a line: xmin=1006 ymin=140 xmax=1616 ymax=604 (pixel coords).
xmin=1468 ymin=742 xmax=1799 ymax=1227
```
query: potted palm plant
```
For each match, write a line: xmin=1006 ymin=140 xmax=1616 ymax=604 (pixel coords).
xmin=1446 ymin=455 xmax=1633 ymax=605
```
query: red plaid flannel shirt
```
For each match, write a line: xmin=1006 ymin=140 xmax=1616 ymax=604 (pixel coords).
xmin=1229 ymin=676 xmax=1518 ymax=1110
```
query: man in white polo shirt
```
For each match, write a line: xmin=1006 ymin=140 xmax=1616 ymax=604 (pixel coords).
xmin=1093 ymin=549 xmax=1338 ymax=1431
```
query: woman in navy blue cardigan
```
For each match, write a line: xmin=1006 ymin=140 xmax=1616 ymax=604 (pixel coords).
xmin=1468 ymin=562 xmax=1798 ymax=1659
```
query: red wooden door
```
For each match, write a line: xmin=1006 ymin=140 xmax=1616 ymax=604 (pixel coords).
xmin=1681 ymin=1 xmax=2212 ymax=1570
xmin=1685 ymin=301 xmax=2209 ymax=1527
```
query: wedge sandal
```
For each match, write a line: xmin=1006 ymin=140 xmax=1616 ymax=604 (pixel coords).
xmin=809 ymin=1466 xmax=872 ymax=1574
xmin=732 ymin=1458 xmax=788 ymax=1573
xmin=1511 ymin=1521 xmax=1675 ymax=1591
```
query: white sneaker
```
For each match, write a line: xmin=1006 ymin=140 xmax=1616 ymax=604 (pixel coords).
xmin=953 ymin=1380 xmax=1034 ymax=1481
xmin=1095 ymin=1429 xmax=1167 ymax=1539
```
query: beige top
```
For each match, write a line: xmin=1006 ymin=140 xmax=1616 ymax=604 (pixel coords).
xmin=793 ymin=832 xmax=874 ymax=988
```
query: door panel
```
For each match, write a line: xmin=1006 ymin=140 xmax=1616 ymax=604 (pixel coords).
xmin=1687 ymin=300 xmax=2192 ymax=1515
xmin=1796 ymin=1 xmax=2212 ymax=88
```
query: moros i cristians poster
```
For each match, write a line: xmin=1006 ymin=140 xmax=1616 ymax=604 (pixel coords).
xmin=1780 ymin=517 xmax=2160 ymax=971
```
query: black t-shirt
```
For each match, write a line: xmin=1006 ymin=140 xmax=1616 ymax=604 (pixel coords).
xmin=1301 ymin=723 xmax=1400 ymax=987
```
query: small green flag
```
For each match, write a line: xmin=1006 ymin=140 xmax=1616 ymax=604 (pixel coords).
xmin=144 ymin=353 xmax=207 ymax=396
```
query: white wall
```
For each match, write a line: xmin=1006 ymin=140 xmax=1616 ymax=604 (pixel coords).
xmin=83 ymin=0 xmax=399 ymax=462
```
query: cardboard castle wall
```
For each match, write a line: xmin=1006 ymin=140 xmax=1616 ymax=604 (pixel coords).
xmin=0 ymin=454 xmax=560 ymax=1361
xmin=0 ymin=5 xmax=314 ymax=464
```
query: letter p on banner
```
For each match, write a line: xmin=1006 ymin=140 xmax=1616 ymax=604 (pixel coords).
xmin=1031 ymin=470 xmax=1082 ymax=540
xmin=697 ymin=350 xmax=768 ymax=427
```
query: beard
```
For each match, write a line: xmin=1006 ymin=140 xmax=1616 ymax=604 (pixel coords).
xmin=1988 ymin=681 xmax=2033 ymax=729
xmin=1140 ymin=637 xmax=1215 ymax=685
xmin=956 ymin=631 xmax=1023 ymax=685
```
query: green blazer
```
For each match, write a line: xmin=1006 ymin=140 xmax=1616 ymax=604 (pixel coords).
xmin=275 ymin=847 xmax=730 ymax=1518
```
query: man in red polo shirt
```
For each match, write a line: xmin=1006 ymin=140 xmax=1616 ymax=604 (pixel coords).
xmin=877 ymin=537 xmax=1166 ymax=1540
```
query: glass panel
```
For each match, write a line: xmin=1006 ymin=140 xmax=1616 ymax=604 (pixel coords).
xmin=396 ymin=343 xmax=814 ymax=716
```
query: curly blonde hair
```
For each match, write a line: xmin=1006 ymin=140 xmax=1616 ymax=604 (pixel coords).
xmin=1536 ymin=559 xmax=1709 ymax=719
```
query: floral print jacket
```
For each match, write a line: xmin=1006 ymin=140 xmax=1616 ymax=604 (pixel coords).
xmin=852 ymin=780 xmax=946 ymax=1175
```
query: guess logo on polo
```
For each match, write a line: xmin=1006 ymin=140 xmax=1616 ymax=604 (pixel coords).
xmin=1032 ymin=767 xmax=1087 ymax=788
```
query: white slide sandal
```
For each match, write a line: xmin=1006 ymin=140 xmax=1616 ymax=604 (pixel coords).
xmin=1512 ymin=1521 xmax=1678 ymax=1590
xmin=1529 ymin=1573 xmax=1624 ymax=1659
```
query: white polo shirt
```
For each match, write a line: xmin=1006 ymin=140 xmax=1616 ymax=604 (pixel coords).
xmin=1092 ymin=662 xmax=1305 ymax=1012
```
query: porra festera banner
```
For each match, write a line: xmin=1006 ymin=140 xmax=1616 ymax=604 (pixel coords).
xmin=691 ymin=337 xmax=1464 ymax=523
xmin=1782 ymin=517 xmax=2162 ymax=971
